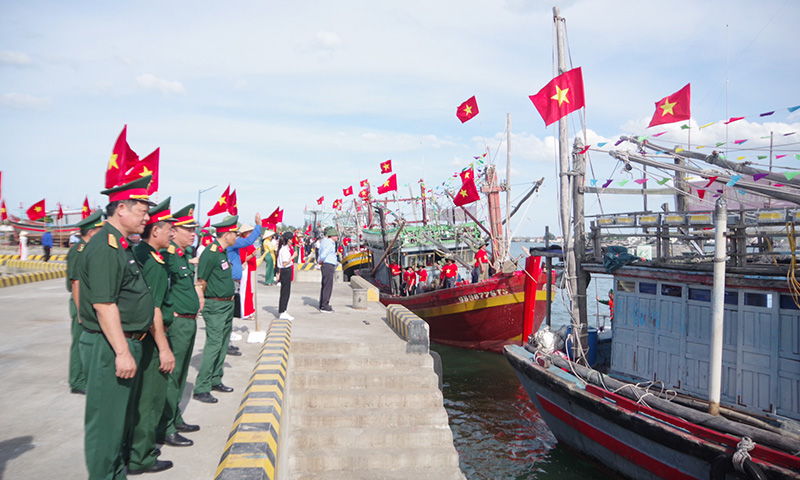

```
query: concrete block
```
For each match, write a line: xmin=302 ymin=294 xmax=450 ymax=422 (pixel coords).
xmin=385 ymin=304 xmax=430 ymax=354
xmin=349 ymin=275 xmax=379 ymax=302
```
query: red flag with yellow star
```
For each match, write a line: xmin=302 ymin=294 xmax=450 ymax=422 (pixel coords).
xmin=358 ymin=187 xmax=370 ymax=199
xmin=82 ymin=196 xmax=90 ymax=219
xmin=317 ymin=196 xmax=324 ymax=205
xmin=343 ymin=186 xmax=353 ymax=196
xmin=125 ymin=148 xmax=159 ymax=194
xmin=27 ymin=199 xmax=46 ymax=221
xmin=57 ymin=203 xmax=64 ymax=220
xmin=456 ymin=96 xmax=479 ymax=123
xmin=377 ymin=174 xmax=398 ymax=194
xmin=228 ymin=189 xmax=238 ymax=215
xmin=454 ymin=169 xmax=480 ymax=207
xmin=105 ymin=125 xmax=139 ymax=188
xmin=380 ymin=159 xmax=392 ymax=174
xmin=529 ymin=67 xmax=585 ymax=127
xmin=648 ymin=83 xmax=691 ymax=128
xmin=360 ymin=179 xmax=368 ymax=187
xmin=332 ymin=199 xmax=342 ymax=209
xmin=1 ymin=200 xmax=7 ymax=221
xmin=207 ymin=185 xmax=230 ymax=216
xmin=262 ymin=206 xmax=282 ymax=227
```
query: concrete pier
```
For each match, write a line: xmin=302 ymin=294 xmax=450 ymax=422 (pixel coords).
xmin=0 ymin=270 xmax=463 ymax=479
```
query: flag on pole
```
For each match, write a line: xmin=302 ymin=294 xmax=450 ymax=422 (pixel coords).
xmin=360 ymin=179 xmax=368 ymax=187
xmin=529 ymin=67 xmax=586 ymax=127
xmin=57 ymin=203 xmax=64 ymax=220
xmin=380 ymin=159 xmax=392 ymax=174
xmin=454 ymin=168 xmax=480 ymax=206
xmin=343 ymin=186 xmax=353 ymax=196
xmin=125 ymin=148 xmax=159 ymax=194
xmin=377 ymin=174 xmax=398 ymax=194
xmin=317 ymin=196 xmax=324 ymax=205
xmin=82 ymin=196 xmax=90 ymax=219
xmin=228 ymin=189 xmax=238 ymax=215
xmin=358 ymin=187 xmax=370 ymax=199
xmin=207 ymin=185 xmax=230 ymax=216
xmin=263 ymin=207 xmax=283 ymax=227
xmin=27 ymin=199 xmax=46 ymax=221
xmin=647 ymin=83 xmax=691 ymax=128
xmin=304 ymin=224 xmax=311 ymax=235
xmin=332 ymin=199 xmax=342 ymax=209
xmin=106 ymin=125 xmax=139 ymax=188
xmin=456 ymin=96 xmax=479 ymax=123
xmin=203 ymin=219 xmax=211 ymax=228
xmin=1 ymin=200 xmax=7 ymax=221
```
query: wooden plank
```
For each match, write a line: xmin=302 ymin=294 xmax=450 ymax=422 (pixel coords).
xmin=583 ymin=187 xmax=673 ymax=195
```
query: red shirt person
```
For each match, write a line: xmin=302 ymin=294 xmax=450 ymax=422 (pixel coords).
xmin=385 ymin=259 xmax=402 ymax=296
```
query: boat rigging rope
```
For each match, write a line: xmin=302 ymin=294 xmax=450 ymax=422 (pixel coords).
xmin=786 ymin=222 xmax=800 ymax=309
xmin=732 ymin=437 xmax=756 ymax=474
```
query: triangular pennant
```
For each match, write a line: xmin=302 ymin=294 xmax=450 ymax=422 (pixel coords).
xmin=657 ymin=178 xmax=670 ymax=185
xmin=788 ymin=105 xmax=800 ymax=113
xmin=753 ymin=173 xmax=769 ymax=182
xmin=704 ymin=176 xmax=718 ymax=188
xmin=675 ymin=147 xmax=685 ymax=153
xmin=757 ymin=156 xmax=767 ymax=160
xmin=634 ymin=179 xmax=647 ymax=185
xmin=602 ymin=179 xmax=613 ymax=188
xmin=736 ymin=156 xmax=746 ymax=161
xmin=652 ymin=132 xmax=667 ymax=137
xmin=697 ymin=189 xmax=706 ymax=199
xmin=680 ymin=124 xmax=691 ymax=130
xmin=760 ymin=111 xmax=775 ymax=117
xmin=577 ymin=145 xmax=591 ymax=154
xmin=776 ymin=154 xmax=787 ymax=159
xmin=618 ymin=179 xmax=630 ymax=187
xmin=734 ymin=139 xmax=747 ymax=145
xmin=597 ymin=142 xmax=607 ymax=147
xmin=726 ymin=175 xmax=743 ymax=187
xmin=725 ymin=117 xmax=744 ymax=124
xmin=699 ymin=122 xmax=714 ymax=129
xmin=716 ymin=142 xmax=725 ymax=147
xmin=590 ymin=179 xmax=598 ymax=186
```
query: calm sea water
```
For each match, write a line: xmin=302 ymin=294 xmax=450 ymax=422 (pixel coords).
xmin=432 ymin=242 xmax=615 ymax=479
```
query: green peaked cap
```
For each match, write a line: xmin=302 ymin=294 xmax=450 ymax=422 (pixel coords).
xmin=100 ymin=175 xmax=156 ymax=206
xmin=73 ymin=210 xmax=104 ymax=230
xmin=172 ymin=203 xmax=198 ymax=227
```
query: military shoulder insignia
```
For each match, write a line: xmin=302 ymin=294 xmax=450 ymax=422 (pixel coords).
xmin=210 ymin=244 xmax=218 ymax=252
xmin=77 ymin=243 xmax=85 ymax=252
xmin=167 ymin=244 xmax=176 ymax=254
xmin=151 ymin=251 xmax=165 ymax=264
xmin=108 ymin=233 xmax=118 ymax=249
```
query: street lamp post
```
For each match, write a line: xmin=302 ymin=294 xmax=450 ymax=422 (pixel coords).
xmin=197 ymin=185 xmax=218 ymax=229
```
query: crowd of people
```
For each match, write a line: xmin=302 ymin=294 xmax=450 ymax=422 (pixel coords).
xmin=65 ymin=174 xmax=344 ymax=479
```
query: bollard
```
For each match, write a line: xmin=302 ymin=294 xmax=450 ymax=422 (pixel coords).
xmin=352 ymin=289 xmax=368 ymax=309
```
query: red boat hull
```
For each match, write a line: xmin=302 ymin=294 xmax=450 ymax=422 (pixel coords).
xmin=379 ymin=256 xmax=549 ymax=353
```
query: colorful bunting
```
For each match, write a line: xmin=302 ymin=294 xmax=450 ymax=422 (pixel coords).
xmin=653 ymin=132 xmax=667 ymax=137
xmin=734 ymin=139 xmax=747 ymax=145
xmin=726 ymin=175 xmax=742 ymax=187
xmin=657 ymin=178 xmax=671 ymax=185
xmin=590 ymin=179 xmax=598 ymax=186
xmin=602 ymin=179 xmax=613 ymax=188
xmin=724 ymin=117 xmax=744 ymax=124
xmin=776 ymin=155 xmax=787 ymax=159
xmin=577 ymin=145 xmax=591 ymax=154
xmin=760 ymin=111 xmax=775 ymax=117
xmin=699 ymin=122 xmax=714 ymax=129
xmin=697 ymin=189 xmax=706 ymax=200
xmin=634 ymin=179 xmax=647 ymax=185
xmin=597 ymin=142 xmax=607 ymax=147
xmin=753 ymin=173 xmax=769 ymax=182
xmin=618 ymin=179 xmax=629 ymax=187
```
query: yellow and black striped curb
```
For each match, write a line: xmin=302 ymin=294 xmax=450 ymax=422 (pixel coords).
xmin=0 ymin=254 xmax=67 ymax=261
xmin=297 ymin=261 xmax=342 ymax=271
xmin=349 ymin=275 xmax=379 ymax=302
xmin=215 ymin=319 xmax=291 ymax=480
xmin=0 ymin=259 xmax=68 ymax=270
xmin=385 ymin=304 xmax=430 ymax=354
xmin=0 ymin=269 xmax=66 ymax=288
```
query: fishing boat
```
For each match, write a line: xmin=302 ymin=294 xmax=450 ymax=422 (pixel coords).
xmin=505 ymin=7 xmax=800 ymax=479
xmin=8 ymin=215 xmax=79 ymax=247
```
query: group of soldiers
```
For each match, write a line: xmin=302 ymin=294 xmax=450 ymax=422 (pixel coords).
xmin=66 ymin=175 xmax=247 ymax=478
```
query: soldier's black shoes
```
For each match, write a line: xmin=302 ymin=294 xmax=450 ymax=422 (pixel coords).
xmin=128 ymin=460 xmax=173 ymax=475
xmin=70 ymin=388 xmax=86 ymax=395
xmin=212 ymin=383 xmax=234 ymax=393
xmin=227 ymin=345 xmax=242 ymax=356
xmin=164 ymin=432 xmax=193 ymax=447
xmin=193 ymin=392 xmax=218 ymax=403
xmin=175 ymin=422 xmax=200 ymax=433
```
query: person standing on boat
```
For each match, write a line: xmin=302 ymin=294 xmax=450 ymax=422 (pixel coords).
xmin=404 ymin=266 xmax=416 ymax=296
xmin=385 ymin=258 xmax=402 ymax=296
xmin=597 ymin=289 xmax=614 ymax=323
xmin=276 ymin=231 xmax=297 ymax=320
xmin=443 ymin=258 xmax=458 ymax=289
xmin=472 ymin=243 xmax=489 ymax=283
xmin=42 ymin=228 xmax=53 ymax=261
xmin=416 ymin=265 xmax=427 ymax=294
xmin=317 ymin=227 xmax=339 ymax=313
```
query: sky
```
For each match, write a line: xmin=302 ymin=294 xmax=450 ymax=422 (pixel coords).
xmin=1 ymin=0 xmax=799 ymax=237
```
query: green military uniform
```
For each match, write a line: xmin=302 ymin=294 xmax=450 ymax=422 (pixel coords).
xmin=66 ymin=210 xmax=104 ymax=392
xmin=128 ymin=198 xmax=176 ymax=471
xmin=194 ymin=216 xmax=238 ymax=395
xmin=159 ymin=204 xmax=201 ymax=437
xmin=78 ymin=175 xmax=156 ymax=480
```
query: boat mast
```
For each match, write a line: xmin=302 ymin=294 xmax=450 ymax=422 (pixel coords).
xmin=483 ymin=164 xmax=505 ymax=264
xmin=506 ymin=113 xmax=512 ymax=257
xmin=554 ymin=6 xmax=589 ymax=355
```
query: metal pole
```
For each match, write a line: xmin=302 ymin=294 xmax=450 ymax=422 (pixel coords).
xmin=709 ymin=196 xmax=727 ymax=416
xmin=197 ymin=185 xmax=217 ymax=229
xmin=545 ymin=225 xmax=552 ymax=327
xmin=506 ymin=113 xmax=512 ymax=258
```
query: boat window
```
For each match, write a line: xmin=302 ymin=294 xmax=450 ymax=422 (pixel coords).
xmin=779 ymin=294 xmax=800 ymax=310
xmin=724 ymin=291 xmax=738 ymax=306
xmin=616 ymin=280 xmax=636 ymax=293
xmin=688 ymin=288 xmax=711 ymax=302
xmin=744 ymin=292 xmax=771 ymax=308
xmin=661 ymin=284 xmax=682 ymax=297
xmin=639 ymin=282 xmax=657 ymax=295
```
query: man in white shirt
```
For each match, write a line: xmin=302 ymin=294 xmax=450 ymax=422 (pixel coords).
xmin=317 ymin=227 xmax=339 ymax=313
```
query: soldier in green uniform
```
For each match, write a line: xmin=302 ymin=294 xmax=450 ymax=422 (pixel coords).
xmin=128 ymin=198 xmax=177 ymax=474
xmin=66 ymin=210 xmax=104 ymax=394
xmin=157 ymin=203 xmax=201 ymax=446
xmin=192 ymin=215 xmax=239 ymax=403
xmin=78 ymin=175 xmax=157 ymax=479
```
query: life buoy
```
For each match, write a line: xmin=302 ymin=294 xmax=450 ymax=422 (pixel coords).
xmin=709 ymin=453 xmax=767 ymax=480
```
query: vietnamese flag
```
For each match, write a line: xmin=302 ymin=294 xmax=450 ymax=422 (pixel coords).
xmin=317 ymin=196 xmax=324 ymax=205
xmin=648 ymin=83 xmax=691 ymax=128
xmin=27 ymin=199 xmax=46 ymax=221
xmin=358 ymin=187 xmax=370 ymax=199
xmin=57 ymin=203 xmax=64 ymax=220
xmin=360 ymin=179 xmax=368 ymax=187
xmin=228 ymin=189 xmax=238 ymax=215
xmin=1 ymin=200 xmax=7 ymax=221
xmin=207 ymin=185 xmax=230 ymax=216
xmin=377 ymin=173 xmax=398 ymax=194
xmin=125 ymin=148 xmax=159 ymax=194
xmin=343 ymin=186 xmax=353 ymax=196
xmin=262 ymin=206 xmax=283 ymax=227
xmin=332 ymin=199 xmax=342 ymax=209
xmin=304 ymin=224 xmax=311 ymax=235
xmin=82 ymin=196 xmax=90 ymax=219
xmin=454 ymin=172 xmax=480 ymax=207
xmin=529 ymin=67 xmax=586 ymax=127
xmin=105 ymin=125 xmax=139 ymax=188
xmin=202 ymin=219 xmax=211 ymax=229
xmin=380 ymin=159 xmax=392 ymax=174
xmin=456 ymin=96 xmax=479 ymax=123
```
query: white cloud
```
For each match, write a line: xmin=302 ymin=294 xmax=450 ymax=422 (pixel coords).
xmin=0 ymin=92 xmax=51 ymax=110
xmin=0 ymin=51 xmax=33 ymax=66
xmin=135 ymin=74 xmax=186 ymax=95
xmin=314 ymin=31 xmax=344 ymax=50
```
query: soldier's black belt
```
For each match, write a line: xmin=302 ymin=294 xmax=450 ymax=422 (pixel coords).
xmin=205 ymin=296 xmax=235 ymax=302
xmin=123 ymin=331 xmax=148 ymax=341
xmin=174 ymin=313 xmax=197 ymax=319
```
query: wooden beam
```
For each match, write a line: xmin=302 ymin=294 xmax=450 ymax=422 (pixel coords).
xmin=583 ymin=187 xmax=674 ymax=195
